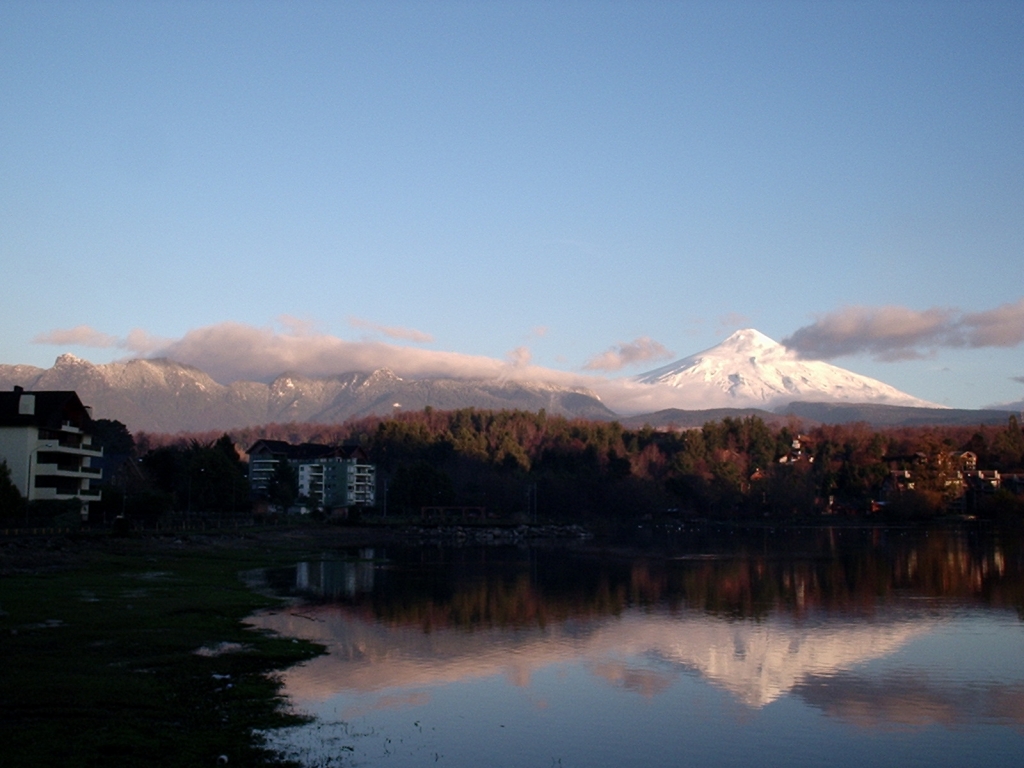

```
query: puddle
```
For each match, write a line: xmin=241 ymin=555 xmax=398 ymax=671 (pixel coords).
xmin=194 ymin=641 xmax=252 ymax=657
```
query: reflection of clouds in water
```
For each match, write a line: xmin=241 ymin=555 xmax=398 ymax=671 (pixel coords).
xmin=338 ymin=691 xmax=431 ymax=721
xmin=503 ymin=664 xmax=534 ymax=688
xmin=795 ymin=673 xmax=1024 ymax=731
xmin=588 ymin=661 xmax=675 ymax=698
xmin=249 ymin=607 xmax=934 ymax=710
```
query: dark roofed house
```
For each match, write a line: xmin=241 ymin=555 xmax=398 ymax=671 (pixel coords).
xmin=0 ymin=387 xmax=103 ymax=518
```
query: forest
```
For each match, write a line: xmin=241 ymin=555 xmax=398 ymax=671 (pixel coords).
xmin=129 ymin=408 xmax=1024 ymax=524
xmin=4 ymin=408 xmax=1023 ymax=527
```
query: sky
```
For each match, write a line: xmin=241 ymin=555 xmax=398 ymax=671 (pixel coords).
xmin=2 ymin=0 xmax=1023 ymax=410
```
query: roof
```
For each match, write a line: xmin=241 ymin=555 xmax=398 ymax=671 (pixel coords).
xmin=247 ymin=439 xmax=369 ymax=461
xmin=0 ymin=388 xmax=94 ymax=431
xmin=247 ymin=439 xmax=295 ymax=457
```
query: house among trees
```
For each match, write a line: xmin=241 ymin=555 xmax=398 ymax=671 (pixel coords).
xmin=778 ymin=435 xmax=814 ymax=465
xmin=875 ymin=446 xmax=1020 ymax=515
xmin=247 ymin=439 xmax=376 ymax=515
xmin=0 ymin=387 xmax=103 ymax=518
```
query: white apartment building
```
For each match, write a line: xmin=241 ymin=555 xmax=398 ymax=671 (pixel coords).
xmin=248 ymin=439 xmax=376 ymax=513
xmin=0 ymin=388 xmax=103 ymax=518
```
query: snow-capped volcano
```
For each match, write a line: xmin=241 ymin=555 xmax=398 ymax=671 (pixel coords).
xmin=633 ymin=329 xmax=939 ymax=409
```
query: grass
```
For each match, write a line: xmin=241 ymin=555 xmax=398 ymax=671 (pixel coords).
xmin=0 ymin=531 xmax=340 ymax=768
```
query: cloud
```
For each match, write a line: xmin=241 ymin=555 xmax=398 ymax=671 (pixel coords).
xmin=718 ymin=312 xmax=751 ymax=332
xmin=506 ymin=346 xmax=532 ymax=367
xmin=348 ymin=316 xmax=434 ymax=344
xmin=277 ymin=314 xmax=319 ymax=337
xmin=1013 ymin=376 xmax=1024 ymax=386
xmin=795 ymin=672 xmax=1024 ymax=730
xmin=31 ymin=320 xmax=704 ymax=414
xmin=33 ymin=325 xmax=120 ymax=348
xmin=122 ymin=328 xmax=170 ymax=354
xmin=32 ymin=319 xmax=944 ymax=416
xmin=34 ymin=325 xmax=168 ymax=354
xmin=583 ymin=337 xmax=674 ymax=372
xmin=783 ymin=299 xmax=1024 ymax=361
xmin=148 ymin=322 xmax=496 ymax=382
xmin=109 ymin=321 xmax=613 ymax=390
xmin=32 ymin=320 xmax=648 ymax=399
xmin=961 ymin=299 xmax=1024 ymax=347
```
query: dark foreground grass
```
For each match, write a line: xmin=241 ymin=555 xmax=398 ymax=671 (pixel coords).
xmin=0 ymin=532 xmax=336 ymax=768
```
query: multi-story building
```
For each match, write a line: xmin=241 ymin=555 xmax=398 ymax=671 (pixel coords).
xmin=247 ymin=439 xmax=375 ymax=513
xmin=0 ymin=387 xmax=103 ymax=518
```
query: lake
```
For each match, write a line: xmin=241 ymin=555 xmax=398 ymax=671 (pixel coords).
xmin=247 ymin=525 xmax=1024 ymax=767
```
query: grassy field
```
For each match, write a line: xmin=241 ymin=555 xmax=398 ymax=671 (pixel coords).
xmin=0 ymin=528 xmax=383 ymax=768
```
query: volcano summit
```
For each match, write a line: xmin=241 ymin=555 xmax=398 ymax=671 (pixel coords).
xmin=633 ymin=329 xmax=939 ymax=410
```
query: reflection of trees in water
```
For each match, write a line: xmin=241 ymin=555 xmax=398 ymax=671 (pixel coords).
xmin=663 ymin=527 xmax=1024 ymax=619
xmin=303 ymin=528 xmax=1024 ymax=629
xmin=357 ymin=547 xmax=638 ymax=631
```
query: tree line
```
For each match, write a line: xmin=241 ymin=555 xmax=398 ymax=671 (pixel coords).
xmin=6 ymin=408 xmax=1022 ymax=527
xmin=128 ymin=408 xmax=1024 ymax=523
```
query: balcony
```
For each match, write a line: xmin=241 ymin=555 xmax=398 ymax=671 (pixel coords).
xmin=31 ymin=485 xmax=100 ymax=501
xmin=34 ymin=463 xmax=94 ymax=479
xmin=36 ymin=439 xmax=102 ymax=457
xmin=34 ymin=475 xmax=86 ymax=492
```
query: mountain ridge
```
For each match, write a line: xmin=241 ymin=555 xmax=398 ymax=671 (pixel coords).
xmin=0 ymin=356 xmax=616 ymax=433
xmin=3 ymin=329 xmax=992 ymax=433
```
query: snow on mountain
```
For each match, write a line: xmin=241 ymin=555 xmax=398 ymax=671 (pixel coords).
xmin=0 ymin=357 xmax=613 ymax=433
xmin=250 ymin=605 xmax=932 ymax=710
xmin=0 ymin=329 xmax=944 ymax=431
xmin=632 ymin=329 xmax=939 ymax=410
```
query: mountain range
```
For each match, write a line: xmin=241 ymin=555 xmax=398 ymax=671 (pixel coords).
xmin=1 ymin=329 xmax=1016 ymax=433
xmin=0 ymin=354 xmax=615 ymax=433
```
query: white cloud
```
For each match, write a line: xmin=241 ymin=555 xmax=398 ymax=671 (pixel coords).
xmin=583 ymin=337 xmax=673 ymax=372
xmin=506 ymin=346 xmax=532 ymax=367
xmin=348 ymin=316 xmax=434 ymax=343
xmin=34 ymin=325 xmax=168 ymax=354
xmin=32 ymin=320 xmax=688 ymax=414
xmin=122 ymin=328 xmax=170 ymax=354
xmin=962 ymin=299 xmax=1024 ymax=348
xmin=146 ymin=322 xmax=491 ymax=382
xmin=783 ymin=299 xmax=1024 ymax=361
xmin=33 ymin=325 xmax=120 ymax=348
xmin=277 ymin=314 xmax=320 ymax=337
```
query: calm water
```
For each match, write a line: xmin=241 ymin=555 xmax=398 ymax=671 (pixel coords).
xmin=247 ymin=526 xmax=1024 ymax=767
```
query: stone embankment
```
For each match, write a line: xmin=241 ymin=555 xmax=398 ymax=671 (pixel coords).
xmin=398 ymin=523 xmax=592 ymax=545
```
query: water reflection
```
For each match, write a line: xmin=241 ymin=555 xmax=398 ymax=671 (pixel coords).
xmin=249 ymin=527 xmax=1024 ymax=767
xmin=796 ymin=671 xmax=1024 ymax=730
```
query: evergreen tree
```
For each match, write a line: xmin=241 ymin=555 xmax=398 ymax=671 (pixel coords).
xmin=0 ymin=460 xmax=25 ymax=522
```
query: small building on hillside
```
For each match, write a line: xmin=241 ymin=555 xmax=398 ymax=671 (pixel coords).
xmin=0 ymin=387 xmax=103 ymax=518
xmin=247 ymin=439 xmax=376 ymax=514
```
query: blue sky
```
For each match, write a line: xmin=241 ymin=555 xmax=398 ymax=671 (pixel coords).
xmin=2 ymin=1 xmax=1022 ymax=409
